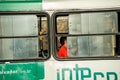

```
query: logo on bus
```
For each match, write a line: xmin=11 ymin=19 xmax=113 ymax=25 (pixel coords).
xmin=57 ymin=64 xmax=118 ymax=80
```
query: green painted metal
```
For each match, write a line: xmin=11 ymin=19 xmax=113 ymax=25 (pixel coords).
xmin=0 ymin=0 xmax=42 ymax=3
xmin=0 ymin=62 xmax=44 ymax=80
xmin=0 ymin=0 xmax=42 ymax=11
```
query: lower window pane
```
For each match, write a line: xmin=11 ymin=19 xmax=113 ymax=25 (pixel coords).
xmin=0 ymin=38 xmax=38 ymax=60
xmin=57 ymin=35 xmax=115 ymax=58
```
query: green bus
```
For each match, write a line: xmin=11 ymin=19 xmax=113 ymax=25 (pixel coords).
xmin=0 ymin=0 xmax=120 ymax=80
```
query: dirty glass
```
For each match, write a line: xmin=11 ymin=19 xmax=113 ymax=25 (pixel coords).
xmin=69 ymin=12 xmax=117 ymax=34
xmin=67 ymin=36 xmax=114 ymax=57
xmin=0 ymin=15 xmax=49 ymax=60
xmin=0 ymin=15 xmax=38 ymax=36
xmin=0 ymin=38 xmax=38 ymax=59
xmin=56 ymin=12 xmax=118 ymax=58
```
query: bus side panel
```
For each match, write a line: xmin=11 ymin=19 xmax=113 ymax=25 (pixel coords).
xmin=45 ymin=60 xmax=120 ymax=80
xmin=0 ymin=62 xmax=44 ymax=80
xmin=43 ymin=0 xmax=120 ymax=10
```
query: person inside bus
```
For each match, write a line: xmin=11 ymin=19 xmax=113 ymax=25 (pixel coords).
xmin=58 ymin=36 xmax=68 ymax=58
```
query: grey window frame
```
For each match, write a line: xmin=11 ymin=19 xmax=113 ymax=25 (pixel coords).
xmin=52 ymin=9 xmax=120 ymax=61
xmin=0 ymin=11 xmax=51 ymax=62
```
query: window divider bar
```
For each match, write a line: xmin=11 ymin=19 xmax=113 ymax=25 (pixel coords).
xmin=56 ymin=33 xmax=117 ymax=37
xmin=0 ymin=36 xmax=39 ymax=39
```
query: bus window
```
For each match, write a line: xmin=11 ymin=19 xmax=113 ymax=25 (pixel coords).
xmin=54 ymin=11 xmax=119 ymax=58
xmin=0 ymin=12 xmax=50 ymax=61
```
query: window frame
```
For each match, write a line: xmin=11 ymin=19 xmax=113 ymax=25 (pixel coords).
xmin=52 ymin=9 xmax=120 ymax=61
xmin=0 ymin=11 xmax=51 ymax=62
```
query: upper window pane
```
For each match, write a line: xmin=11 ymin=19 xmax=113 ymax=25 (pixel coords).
xmin=0 ymin=15 xmax=38 ymax=36
xmin=57 ymin=12 xmax=118 ymax=34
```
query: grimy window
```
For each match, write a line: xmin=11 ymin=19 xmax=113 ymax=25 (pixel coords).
xmin=54 ymin=11 xmax=120 ymax=58
xmin=0 ymin=12 xmax=50 ymax=61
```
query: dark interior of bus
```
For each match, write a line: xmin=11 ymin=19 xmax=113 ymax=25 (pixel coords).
xmin=115 ymin=12 xmax=120 ymax=56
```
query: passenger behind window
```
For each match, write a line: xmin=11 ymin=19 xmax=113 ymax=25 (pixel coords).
xmin=58 ymin=36 xmax=68 ymax=58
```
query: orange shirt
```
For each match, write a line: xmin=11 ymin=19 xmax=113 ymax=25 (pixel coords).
xmin=58 ymin=45 xmax=68 ymax=58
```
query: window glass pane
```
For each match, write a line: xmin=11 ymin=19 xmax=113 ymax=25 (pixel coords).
xmin=57 ymin=36 xmax=115 ymax=57
xmin=67 ymin=36 xmax=89 ymax=57
xmin=0 ymin=15 xmax=38 ymax=36
xmin=69 ymin=12 xmax=118 ymax=34
xmin=89 ymin=35 xmax=115 ymax=56
xmin=0 ymin=38 xmax=38 ymax=60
